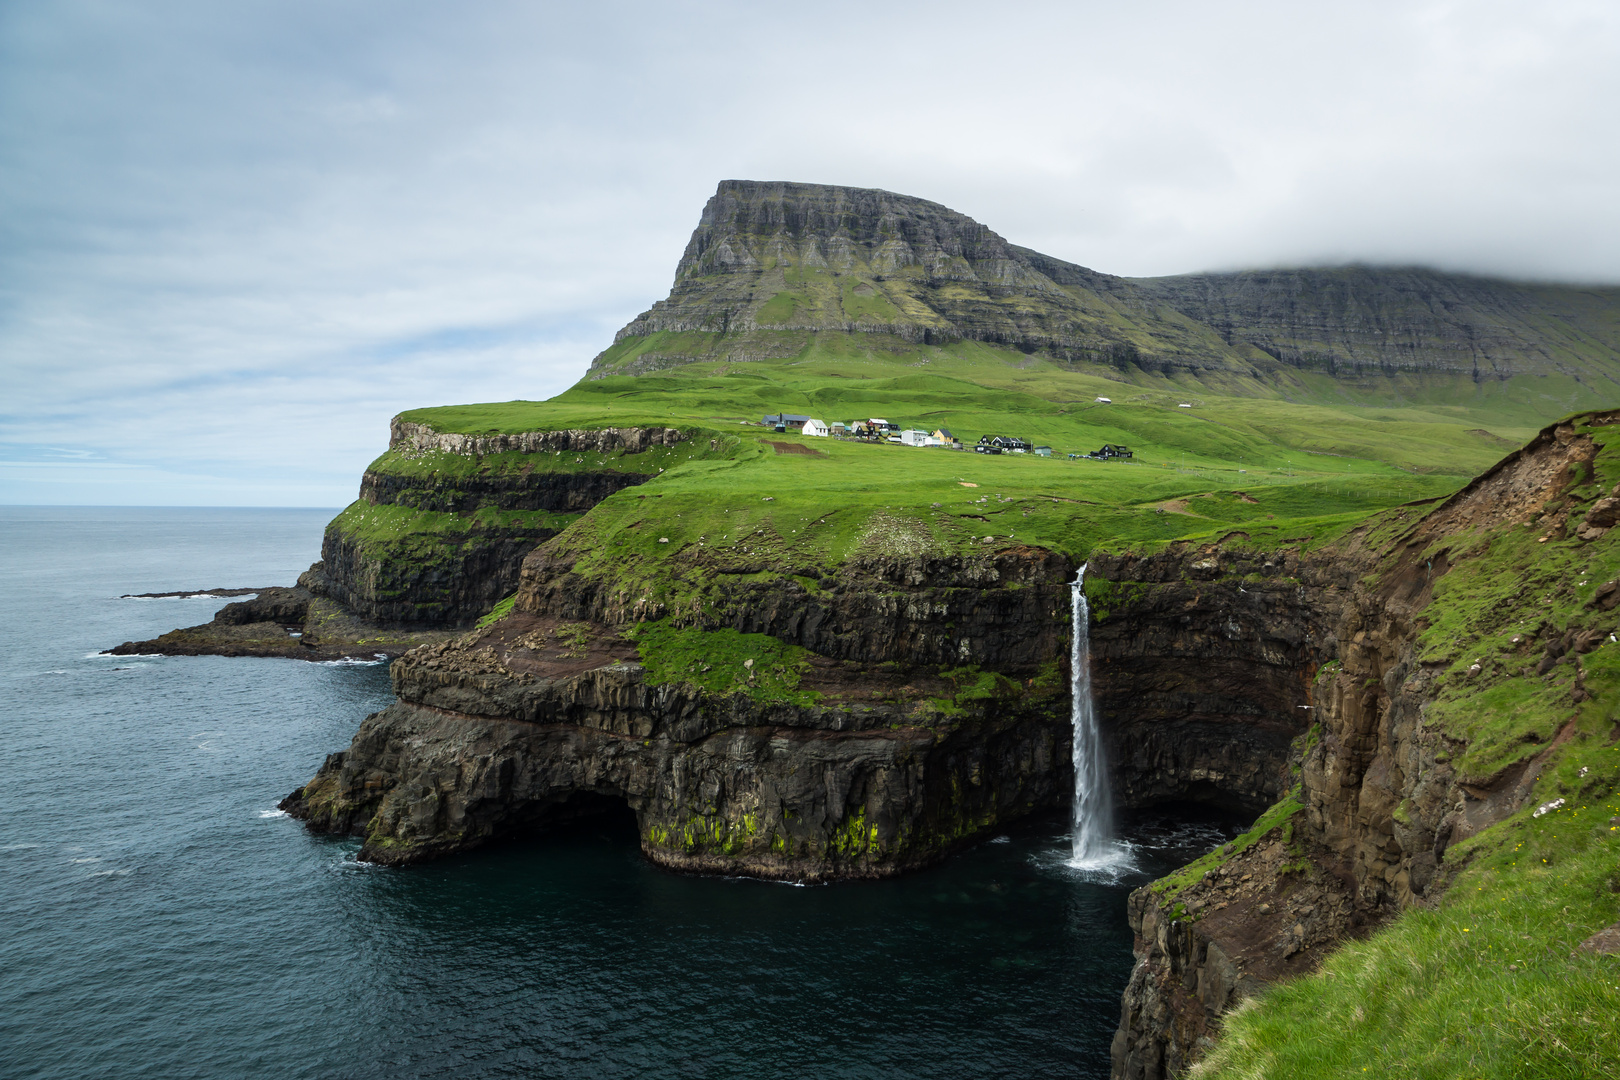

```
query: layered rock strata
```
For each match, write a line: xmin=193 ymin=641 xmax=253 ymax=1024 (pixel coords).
xmin=592 ymin=180 xmax=1620 ymax=386
xmin=281 ymin=609 xmax=1069 ymax=878
xmin=309 ymin=423 xmax=688 ymax=627
xmin=1110 ymin=413 xmax=1620 ymax=1079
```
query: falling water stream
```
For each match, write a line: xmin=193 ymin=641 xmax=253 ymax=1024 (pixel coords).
xmin=1069 ymin=565 xmax=1117 ymax=866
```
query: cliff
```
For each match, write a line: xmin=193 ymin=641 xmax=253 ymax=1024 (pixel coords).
xmin=1110 ymin=411 xmax=1620 ymax=1077
xmin=282 ymin=545 xmax=1076 ymax=878
xmin=591 ymin=180 xmax=1620 ymax=394
xmin=1135 ymin=266 xmax=1620 ymax=385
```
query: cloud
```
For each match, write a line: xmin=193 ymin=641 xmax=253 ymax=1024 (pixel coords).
xmin=2 ymin=0 xmax=1617 ymax=503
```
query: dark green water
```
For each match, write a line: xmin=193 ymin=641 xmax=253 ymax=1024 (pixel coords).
xmin=0 ymin=508 xmax=1237 ymax=1079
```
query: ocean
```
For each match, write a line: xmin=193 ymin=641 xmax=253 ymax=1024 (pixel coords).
xmin=0 ymin=507 xmax=1233 ymax=1079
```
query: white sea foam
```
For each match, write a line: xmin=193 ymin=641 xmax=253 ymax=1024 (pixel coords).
xmin=258 ymin=808 xmax=289 ymax=819
xmin=331 ymin=853 xmax=380 ymax=873
xmin=317 ymin=656 xmax=387 ymax=667
xmin=89 ymin=868 xmax=132 ymax=877
xmin=989 ymin=835 xmax=1011 ymax=844
xmin=70 ymin=856 xmax=102 ymax=864
xmin=1 ymin=842 xmax=42 ymax=852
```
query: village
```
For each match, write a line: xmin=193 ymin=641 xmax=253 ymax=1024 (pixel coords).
xmin=760 ymin=411 xmax=1134 ymax=462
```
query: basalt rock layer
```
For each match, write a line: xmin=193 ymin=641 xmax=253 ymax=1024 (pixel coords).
xmin=1110 ymin=412 xmax=1620 ymax=1079
xmin=281 ymin=608 xmax=1071 ymax=878
xmin=591 ymin=179 xmax=1620 ymax=386
xmin=1088 ymin=542 xmax=1373 ymax=818
xmin=308 ymin=423 xmax=690 ymax=628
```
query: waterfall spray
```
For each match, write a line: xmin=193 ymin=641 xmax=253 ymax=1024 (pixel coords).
xmin=1069 ymin=565 xmax=1115 ymax=864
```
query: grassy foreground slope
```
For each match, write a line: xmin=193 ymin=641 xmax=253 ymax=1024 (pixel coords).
xmin=1182 ymin=414 xmax=1620 ymax=1079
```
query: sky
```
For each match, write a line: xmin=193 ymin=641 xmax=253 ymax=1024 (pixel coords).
xmin=3 ymin=0 xmax=1618 ymax=506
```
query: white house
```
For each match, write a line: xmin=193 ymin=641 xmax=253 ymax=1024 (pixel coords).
xmin=900 ymin=429 xmax=933 ymax=447
xmin=1095 ymin=396 xmax=1112 ymax=404
xmin=1178 ymin=403 xmax=1192 ymax=409
xmin=802 ymin=418 xmax=829 ymax=437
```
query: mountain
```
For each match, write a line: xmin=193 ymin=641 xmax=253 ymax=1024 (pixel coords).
xmin=590 ymin=180 xmax=1620 ymax=411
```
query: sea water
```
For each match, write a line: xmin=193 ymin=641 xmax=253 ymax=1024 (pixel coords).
xmin=0 ymin=507 xmax=1240 ymax=1080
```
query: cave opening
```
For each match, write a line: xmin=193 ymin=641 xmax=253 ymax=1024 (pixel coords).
xmin=517 ymin=789 xmax=641 ymax=844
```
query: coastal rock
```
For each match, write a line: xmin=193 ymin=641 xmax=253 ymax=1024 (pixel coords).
xmin=1108 ymin=411 xmax=1620 ymax=1078
xmin=281 ymin=611 xmax=1069 ymax=878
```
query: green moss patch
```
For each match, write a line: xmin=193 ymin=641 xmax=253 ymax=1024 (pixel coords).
xmin=627 ymin=621 xmax=820 ymax=706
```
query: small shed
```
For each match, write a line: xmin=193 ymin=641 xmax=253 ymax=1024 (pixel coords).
xmin=1033 ymin=445 xmax=1053 ymax=457
xmin=1095 ymin=396 xmax=1111 ymax=404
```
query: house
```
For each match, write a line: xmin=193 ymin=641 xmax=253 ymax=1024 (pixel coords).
xmin=1088 ymin=443 xmax=1133 ymax=460
xmin=1095 ymin=396 xmax=1112 ymax=404
xmin=830 ymin=421 xmax=847 ymax=435
xmin=802 ymin=418 xmax=829 ymax=437
xmin=1033 ymin=445 xmax=1053 ymax=457
xmin=1178 ymin=403 xmax=1192 ymax=409
xmin=984 ymin=435 xmax=1031 ymax=453
xmin=932 ymin=428 xmax=955 ymax=443
xmin=763 ymin=412 xmax=811 ymax=432
xmin=900 ymin=429 xmax=934 ymax=447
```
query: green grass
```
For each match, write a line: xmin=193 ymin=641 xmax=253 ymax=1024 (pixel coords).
xmin=1152 ymin=791 xmax=1307 ymax=903
xmin=1187 ymin=415 xmax=1620 ymax=1079
xmin=1193 ymin=772 xmax=1620 ymax=1079
xmin=475 ymin=593 xmax=517 ymax=629
xmin=627 ymin=621 xmax=819 ymax=705
xmin=328 ymin=501 xmax=577 ymax=545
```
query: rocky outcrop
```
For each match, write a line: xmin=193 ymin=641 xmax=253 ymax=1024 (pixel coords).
xmin=304 ymin=422 xmax=689 ymax=628
xmin=519 ymin=544 xmax=1075 ymax=672
xmin=107 ymin=584 xmax=456 ymax=660
xmin=357 ymin=467 xmax=652 ymax=515
xmin=1109 ymin=412 xmax=1620 ymax=1079
xmin=388 ymin=420 xmax=685 ymax=456
xmin=312 ymin=527 xmax=563 ymax=628
xmin=1087 ymin=543 xmax=1371 ymax=817
xmin=281 ymin=610 xmax=1069 ymax=878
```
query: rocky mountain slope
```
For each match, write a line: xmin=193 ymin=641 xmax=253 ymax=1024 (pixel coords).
xmin=591 ymin=180 xmax=1620 ymax=403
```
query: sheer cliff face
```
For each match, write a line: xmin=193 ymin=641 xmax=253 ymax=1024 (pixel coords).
xmin=594 ymin=179 xmax=1620 ymax=387
xmin=308 ymin=423 xmax=687 ymax=628
xmin=1111 ymin=413 xmax=1620 ymax=1079
xmin=281 ymin=545 xmax=1079 ymax=880
xmin=593 ymin=179 xmax=1247 ymax=373
xmin=1136 ymin=268 xmax=1620 ymax=383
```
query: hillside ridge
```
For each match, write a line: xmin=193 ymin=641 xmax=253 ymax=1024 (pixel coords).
xmin=592 ymin=179 xmax=1620 ymax=392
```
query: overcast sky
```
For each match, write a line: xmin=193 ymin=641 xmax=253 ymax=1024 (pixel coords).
xmin=4 ymin=0 xmax=1618 ymax=506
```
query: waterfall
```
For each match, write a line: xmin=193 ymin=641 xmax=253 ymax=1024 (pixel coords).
xmin=1069 ymin=565 xmax=1115 ymax=865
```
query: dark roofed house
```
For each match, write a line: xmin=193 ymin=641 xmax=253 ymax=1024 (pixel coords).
xmin=986 ymin=435 xmax=1031 ymax=453
xmin=763 ymin=412 xmax=812 ymax=432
